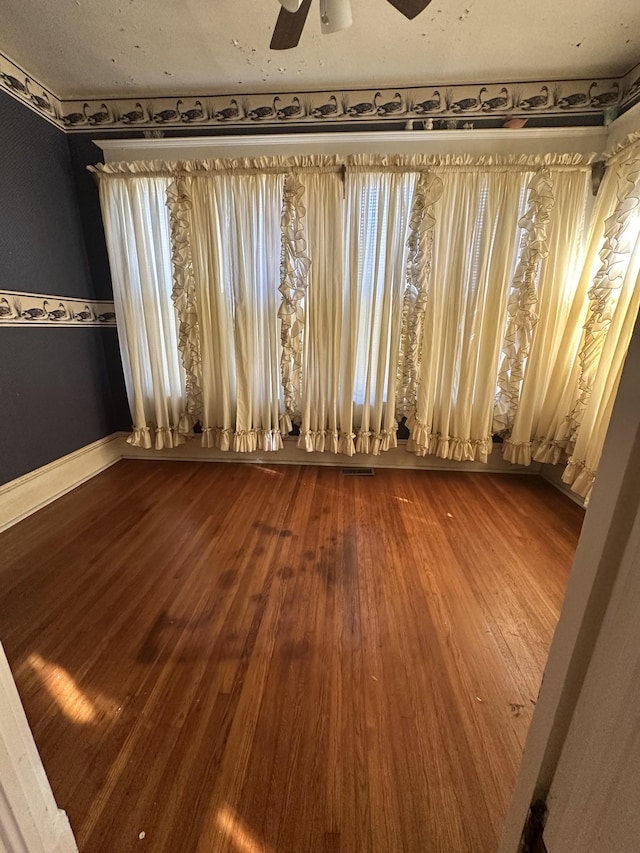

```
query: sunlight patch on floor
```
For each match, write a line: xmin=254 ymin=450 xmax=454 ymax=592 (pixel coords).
xmin=255 ymin=466 xmax=285 ymax=477
xmin=27 ymin=653 xmax=105 ymax=725
xmin=216 ymin=804 xmax=273 ymax=853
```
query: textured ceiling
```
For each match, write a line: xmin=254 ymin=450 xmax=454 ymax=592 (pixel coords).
xmin=0 ymin=0 xmax=638 ymax=100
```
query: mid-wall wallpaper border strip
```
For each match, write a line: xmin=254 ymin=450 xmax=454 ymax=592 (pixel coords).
xmin=0 ymin=290 xmax=116 ymax=327
xmin=1 ymin=50 xmax=639 ymax=134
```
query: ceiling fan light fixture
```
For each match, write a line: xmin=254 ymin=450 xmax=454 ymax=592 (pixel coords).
xmin=319 ymin=0 xmax=352 ymax=34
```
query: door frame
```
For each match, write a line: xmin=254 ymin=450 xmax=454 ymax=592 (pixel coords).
xmin=500 ymin=311 xmax=640 ymax=851
xmin=0 ymin=644 xmax=77 ymax=853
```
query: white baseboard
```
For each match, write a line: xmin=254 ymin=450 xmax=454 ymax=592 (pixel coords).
xmin=0 ymin=434 xmax=123 ymax=533
xmin=122 ymin=435 xmax=541 ymax=474
xmin=540 ymin=462 xmax=586 ymax=508
xmin=0 ymin=433 xmax=544 ymax=535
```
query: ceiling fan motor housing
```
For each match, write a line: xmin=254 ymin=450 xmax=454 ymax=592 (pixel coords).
xmin=272 ymin=0 xmax=428 ymax=50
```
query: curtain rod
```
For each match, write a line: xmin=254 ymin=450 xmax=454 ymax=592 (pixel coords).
xmin=89 ymin=163 xmax=596 ymax=180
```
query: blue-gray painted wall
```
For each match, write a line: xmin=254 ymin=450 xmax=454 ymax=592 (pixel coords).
xmin=0 ymin=91 xmax=129 ymax=486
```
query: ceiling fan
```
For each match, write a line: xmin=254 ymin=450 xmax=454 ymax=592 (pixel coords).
xmin=271 ymin=0 xmax=433 ymax=50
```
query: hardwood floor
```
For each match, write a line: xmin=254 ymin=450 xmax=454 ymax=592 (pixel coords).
xmin=0 ymin=462 xmax=584 ymax=852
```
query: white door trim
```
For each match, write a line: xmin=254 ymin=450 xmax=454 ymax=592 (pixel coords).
xmin=0 ymin=644 xmax=77 ymax=853
xmin=499 ymin=314 xmax=640 ymax=851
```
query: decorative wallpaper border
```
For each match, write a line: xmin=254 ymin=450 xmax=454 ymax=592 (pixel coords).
xmin=0 ymin=290 xmax=116 ymax=327
xmin=0 ymin=54 xmax=61 ymax=129
xmin=2 ymin=50 xmax=639 ymax=134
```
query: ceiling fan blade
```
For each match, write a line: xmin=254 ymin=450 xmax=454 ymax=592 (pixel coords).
xmin=270 ymin=0 xmax=313 ymax=50
xmin=385 ymin=0 xmax=433 ymax=19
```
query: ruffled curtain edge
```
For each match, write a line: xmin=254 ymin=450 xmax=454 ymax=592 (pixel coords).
xmin=166 ymin=176 xmax=204 ymax=432
xmin=396 ymin=170 xmax=443 ymax=421
xmin=278 ymin=173 xmax=310 ymax=427
xmin=201 ymin=427 xmax=285 ymax=453
xmin=562 ymin=148 xmax=640 ymax=455
xmin=297 ymin=426 xmax=399 ymax=456
xmin=493 ymin=168 xmax=554 ymax=438
xmin=562 ymin=457 xmax=596 ymax=504
xmin=127 ymin=425 xmax=189 ymax=450
xmin=406 ymin=415 xmax=493 ymax=463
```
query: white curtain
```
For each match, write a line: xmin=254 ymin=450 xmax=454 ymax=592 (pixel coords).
xmin=296 ymin=171 xmax=346 ymax=452
xmin=528 ymin=173 xmax=624 ymax=468
xmin=94 ymin=154 xmax=606 ymax=468
xmin=169 ymin=172 xmax=287 ymax=451
xmin=300 ymin=171 xmax=416 ymax=455
xmin=497 ymin=167 xmax=592 ymax=464
xmin=408 ymin=168 xmax=530 ymax=461
xmin=561 ymin=140 xmax=640 ymax=501
xmin=524 ymin=138 xmax=640 ymax=501
xmin=296 ymin=169 xmax=426 ymax=455
xmin=98 ymin=176 xmax=186 ymax=449
xmin=342 ymin=170 xmax=417 ymax=454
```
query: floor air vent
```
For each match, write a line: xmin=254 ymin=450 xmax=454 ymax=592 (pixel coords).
xmin=341 ymin=468 xmax=375 ymax=476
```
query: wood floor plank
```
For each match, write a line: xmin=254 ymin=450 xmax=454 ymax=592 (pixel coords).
xmin=0 ymin=462 xmax=583 ymax=852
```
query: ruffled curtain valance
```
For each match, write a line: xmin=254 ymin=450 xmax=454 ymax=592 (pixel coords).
xmin=603 ymin=130 xmax=640 ymax=164
xmin=89 ymin=151 xmax=595 ymax=179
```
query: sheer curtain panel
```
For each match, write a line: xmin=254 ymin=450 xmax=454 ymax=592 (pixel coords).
xmin=297 ymin=171 xmax=346 ymax=453
xmin=526 ymin=137 xmax=640 ymax=502
xmin=562 ymin=138 xmax=640 ymax=501
xmin=529 ymin=167 xmax=625 ymax=467
xmin=497 ymin=166 xmax=592 ymax=464
xmin=409 ymin=168 xmax=529 ymax=461
xmin=168 ymin=172 xmax=287 ymax=451
xmin=343 ymin=170 xmax=417 ymax=454
xmin=296 ymin=168 xmax=421 ymax=455
xmin=98 ymin=176 xmax=186 ymax=449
